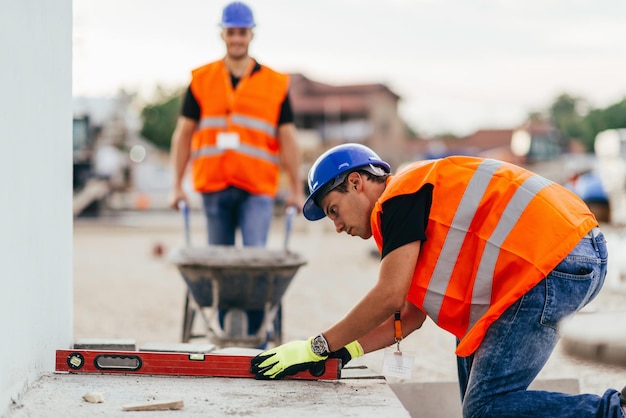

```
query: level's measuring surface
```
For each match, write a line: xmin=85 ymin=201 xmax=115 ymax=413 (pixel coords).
xmin=56 ymin=349 xmax=341 ymax=381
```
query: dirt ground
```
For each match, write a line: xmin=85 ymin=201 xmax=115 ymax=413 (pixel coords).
xmin=73 ymin=210 xmax=626 ymax=394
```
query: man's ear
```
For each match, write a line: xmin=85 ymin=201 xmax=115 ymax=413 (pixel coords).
xmin=348 ymin=172 xmax=361 ymax=190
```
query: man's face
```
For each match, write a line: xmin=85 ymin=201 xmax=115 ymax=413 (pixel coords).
xmin=320 ymin=175 xmax=373 ymax=239
xmin=221 ymin=27 xmax=253 ymax=60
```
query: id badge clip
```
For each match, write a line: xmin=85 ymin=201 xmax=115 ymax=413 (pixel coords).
xmin=381 ymin=311 xmax=415 ymax=379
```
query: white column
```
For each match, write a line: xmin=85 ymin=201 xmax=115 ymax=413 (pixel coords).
xmin=0 ymin=1 xmax=73 ymax=415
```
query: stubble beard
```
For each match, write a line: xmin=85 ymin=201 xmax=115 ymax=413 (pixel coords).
xmin=227 ymin=46 xmax=249 ymax=61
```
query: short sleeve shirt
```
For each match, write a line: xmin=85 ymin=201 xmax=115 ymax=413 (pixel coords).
xmin=379 ymin=184 xmax=433 ymax=259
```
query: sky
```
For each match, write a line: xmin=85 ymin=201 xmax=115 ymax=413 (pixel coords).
xmin=73 ymin=0 xmax=626 ymax=136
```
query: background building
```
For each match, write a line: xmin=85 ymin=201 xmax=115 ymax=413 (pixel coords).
xmin=289 ymin=74 xmax=413 ymax=171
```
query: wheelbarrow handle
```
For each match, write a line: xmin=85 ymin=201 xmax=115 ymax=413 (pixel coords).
xmin=177 ymin=200 xmax=191 ymax=246
xmin=284 ymin=205 xmax=297 ymax=251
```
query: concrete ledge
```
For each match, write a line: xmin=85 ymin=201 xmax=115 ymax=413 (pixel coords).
xmin=73 ymin=339 xmax=136 ymax=351
xmin=139 ymin=342 xmax=216 ymax=353
xmin=389 ymin=379 xmax=580 ymax=418
xmin=560 ymin=312 xmax=626 ymax=367
xmin=7 ymin=372 xmax=410 ymax=417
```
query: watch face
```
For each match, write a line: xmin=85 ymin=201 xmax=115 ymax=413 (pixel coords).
xmin=312 ymin=335 xmax=329 ymax=355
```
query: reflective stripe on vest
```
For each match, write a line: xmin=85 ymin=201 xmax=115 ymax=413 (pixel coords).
xmin=231 ymin=114 xmax=277 ymax=137
xmin=424 ymin=159 xmax=553 ymax=329
xmin=199 ymin=117 xmax=227 ymax=130
xmin=192 ymin=143 xmax=280 ymax=164
xmin=198 ymin=114 xmax=277 ymax=137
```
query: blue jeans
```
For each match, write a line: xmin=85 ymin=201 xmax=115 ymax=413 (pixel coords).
xmin=456 ymin=228 xmax=624 ymax=418
xmin=201 ymin=187 xmax=275 ymax=336
xmin=201 ymin=186 xmax=274 ymax=247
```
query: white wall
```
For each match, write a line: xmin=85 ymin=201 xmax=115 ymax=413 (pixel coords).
xmin=0 ymin=1 xmax=72 ymax=415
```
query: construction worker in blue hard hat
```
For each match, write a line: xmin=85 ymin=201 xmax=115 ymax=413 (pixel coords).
xmin=250 ymin=143 xmax=626 ymax=417
xmin=169 ymin=1 xmax=304 ymax=343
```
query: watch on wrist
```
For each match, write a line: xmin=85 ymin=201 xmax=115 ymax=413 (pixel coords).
xmin=311 ymin=334 xmax=330 ymax=356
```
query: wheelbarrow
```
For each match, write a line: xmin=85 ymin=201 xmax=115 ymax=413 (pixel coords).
xmin=168 ymin=204 xmax=306 ymax=348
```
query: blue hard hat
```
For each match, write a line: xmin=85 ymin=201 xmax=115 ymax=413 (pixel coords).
xmin=220 ymin=2 xmax=256 ymax=28
xmin=303 ymin=143 xmax=391 ymax=221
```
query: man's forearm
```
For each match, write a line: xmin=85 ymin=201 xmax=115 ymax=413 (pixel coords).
xmin=357 ymin=302 xmax=427 ymax=354
xmin=170 ymin=117 xmax=196 ymax=188
xmin=277 ymin=123 xmax=303 ymax=196
xmin=171 ymin=139 xmax=190 ymax=188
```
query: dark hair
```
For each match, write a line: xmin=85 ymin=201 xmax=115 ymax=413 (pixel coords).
xmin=332 ymin=169 xmax=388 ymax=194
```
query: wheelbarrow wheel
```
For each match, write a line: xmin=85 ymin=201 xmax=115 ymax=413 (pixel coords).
xmin=181 ymin=290 xmax=196 ymax=343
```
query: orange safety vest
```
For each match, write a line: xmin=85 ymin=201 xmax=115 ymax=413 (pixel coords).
xmin=371 ymin=156 xmax=598 ymax=357
xmin=189 ymin=59 xmax=289 ymax=196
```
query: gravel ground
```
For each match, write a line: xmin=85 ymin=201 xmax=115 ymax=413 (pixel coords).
xmin=73 ymin=211 xmax=626 ymax=396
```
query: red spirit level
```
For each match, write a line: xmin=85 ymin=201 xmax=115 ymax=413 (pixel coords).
xmin=55 ymin=349 xmax=341 ymax=381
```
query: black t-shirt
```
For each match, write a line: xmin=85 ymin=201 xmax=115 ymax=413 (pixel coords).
xmin=379 ymin=184 xmax=433 ymax=259
xmin=181 ymin=61 xmax=294 ymax=125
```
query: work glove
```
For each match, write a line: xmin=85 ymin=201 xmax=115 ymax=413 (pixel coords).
xmin=250 ymin=337 xmax=327 ymax=380
xmin=328 ymin=340 xmax=364 ymax=368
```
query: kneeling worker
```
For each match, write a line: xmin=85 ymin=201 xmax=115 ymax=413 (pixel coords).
xmin=250 ymin=143 xmax=626 ymax=418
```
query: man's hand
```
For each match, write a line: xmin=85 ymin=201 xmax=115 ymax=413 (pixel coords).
xmin=284 ymin=191 xmax=305 ymax=214
xmin=250 ymin=338 xmax=327 ymax=380
xmin=168 ymin=187 xmax=187 ymax=210
xmin=328 ymin=340 xmax=364 ymax=368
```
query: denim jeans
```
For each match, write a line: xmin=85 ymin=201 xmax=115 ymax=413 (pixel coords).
xmin=456 ymin=229 xmax=624 ymax=418
xmin=201 ymin=187 xmax=275 ymax=336
xmin=201 ymin=186 xmax=274 ymax=247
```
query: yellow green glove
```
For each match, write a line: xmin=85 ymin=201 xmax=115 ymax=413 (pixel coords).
xmin=328 ymin=340 xmax=364 ymax=368
xmin=250 ymin=337 xmax=327 ymax=380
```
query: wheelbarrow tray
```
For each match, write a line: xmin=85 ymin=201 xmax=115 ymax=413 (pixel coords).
xmin=170 ymin=246 xmax=306 ymax=347
xmin=169 ymin=246 xmax=307 ymax=312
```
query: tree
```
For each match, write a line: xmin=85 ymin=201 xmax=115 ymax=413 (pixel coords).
xmin=578 ymin=97 xmax=626 ymax=150
xmin=140 ymin=86 xmax=185 ymax=151
xmin=548 ymin=93 xmax=588 ymax=148
xmin=546 ymin=93 xmax=626 ymax=152
xmin=599 ymin=98 xmax=626 ymax=130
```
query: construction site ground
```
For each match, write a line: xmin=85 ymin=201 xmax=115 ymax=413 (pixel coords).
xmin=6 ymin=210 xmax=626 ymax=417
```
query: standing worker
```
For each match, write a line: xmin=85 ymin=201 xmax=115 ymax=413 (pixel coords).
xmin=251 ymin=143 xmax=626 ymax=417
xmin=169 ymin=2 xmax=304 ymax=337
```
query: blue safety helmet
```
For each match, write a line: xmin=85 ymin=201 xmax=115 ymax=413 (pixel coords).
xmin=303 ymin=143 xmax=391 ymax=221
xmin=220 ymin=2 xmax=256 ymax=28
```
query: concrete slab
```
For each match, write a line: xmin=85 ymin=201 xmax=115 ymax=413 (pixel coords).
xmin=139 ymin=342 xmax=216 ymax=353
xmin=341 ymin=365 xmax=385 ymax=380
xmin=73 ymin=339 xmax=136 ymax=351
xmin=6 ymin=373 xmax=410 ymax=418
xmin=389 ymin=379 xmax=580 ymax=418
xmin=560 ymin=312 xmax=626 ymax=367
